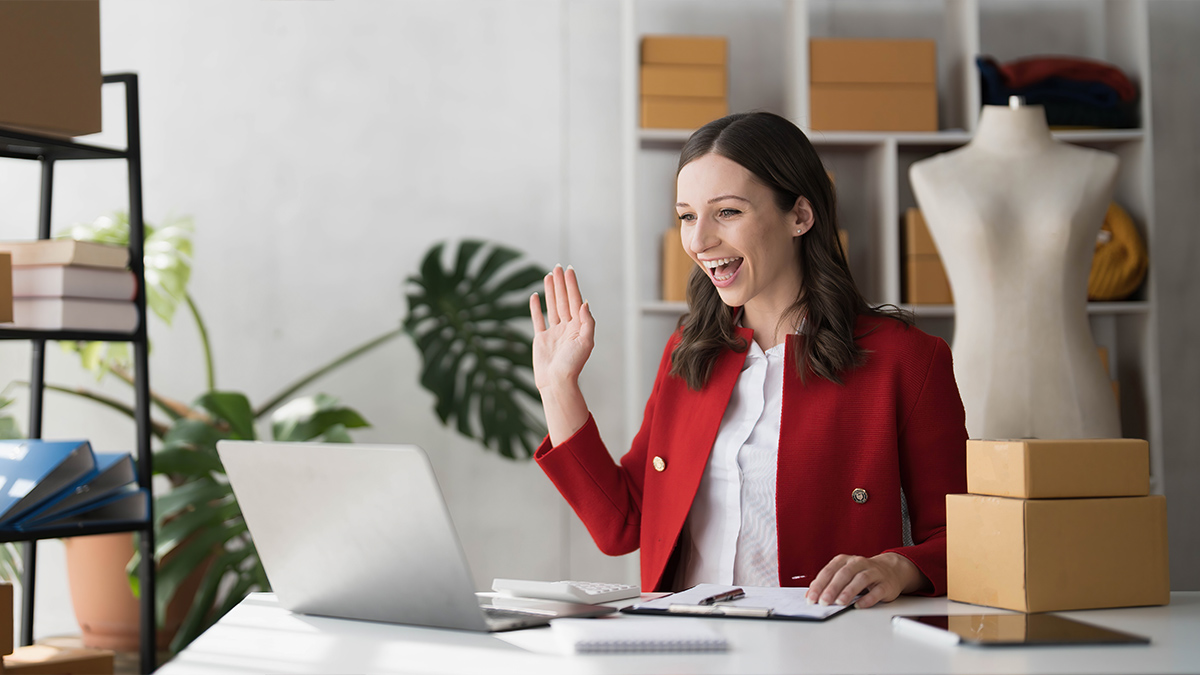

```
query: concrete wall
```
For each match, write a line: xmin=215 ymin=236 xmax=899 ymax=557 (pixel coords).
xmin=0 ymin=0 xmax=1195 ymax=644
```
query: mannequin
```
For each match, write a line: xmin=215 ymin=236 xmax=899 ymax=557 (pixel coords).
xmin=909 ymin=98 xmax=1121 ymax=439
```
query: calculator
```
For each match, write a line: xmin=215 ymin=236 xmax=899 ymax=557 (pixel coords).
xmin=491 ymin=579 xmax=641 ymax=605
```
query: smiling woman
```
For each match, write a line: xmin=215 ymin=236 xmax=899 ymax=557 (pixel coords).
xmin=529 ymin=112 xmax=968 ymax=612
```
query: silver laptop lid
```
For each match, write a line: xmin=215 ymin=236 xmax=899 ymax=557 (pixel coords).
xmin=217 ymin=441 xmax=490 ymax=631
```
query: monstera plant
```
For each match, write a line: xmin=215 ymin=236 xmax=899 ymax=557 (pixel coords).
xmin=0 ymin=222 xmax=547 ymax=652
xmin=403 ymin=240 xmax=547 ymax=459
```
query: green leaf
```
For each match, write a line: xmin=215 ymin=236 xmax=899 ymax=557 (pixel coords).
xmin=154 ymin=444 xmax=225 ymax=480
xmin=163 ymin=418 xmax=226 ymax=454
xmin=195 ymin=392 xmax=255 ymax=440
xmin=403 ymin=240 xmax=547 ymax=460
xmin=154 ymin=480 xmax=230 ymax=525
xmin=170 ymin=547 xmax=253 ymax=652
xmin=156 ymin=517 xmax=245 ymax=622
xmin=270 ymin=394 xmax=370 ymax=442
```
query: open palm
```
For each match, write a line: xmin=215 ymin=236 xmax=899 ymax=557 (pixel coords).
xmin=530 ymin=265 xmax=595 ymax=391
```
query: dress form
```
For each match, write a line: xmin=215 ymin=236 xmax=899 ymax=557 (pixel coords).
xmin=908 ymin=100 xmax=1121 ymax=439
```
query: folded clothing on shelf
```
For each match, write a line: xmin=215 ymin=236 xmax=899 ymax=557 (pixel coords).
xmin=976 ymin=55 xmax=1140 ymax=128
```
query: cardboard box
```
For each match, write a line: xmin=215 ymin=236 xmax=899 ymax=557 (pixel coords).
xmin=967 ymin=438 xmax=1149 ymax=499
xmin=1 ymin=581 xmax=12 ymax=656
xmin=905 ymin=255 xmax=952 ymax=304
xmin=640 ymin=64 xmax=726 ymax=98
xmin=810 ymin=39 xmax=937 ymax=132
xmin=641 ymin=96 xmax=728 ymax=130
xmin=810 ymin=84 xmax=937 ymax=132
xmin=904 ymin=207 xmax=937 ymax=256
xmin=4 ymin=645 xmax=113 ymax=674
xmin=0 ymin=0 xmax=102 ymax=138
xmin=662 ymin=227 xmax=692 ymax=302
xmin=947 ymin=493 xmax=1169 ymax=612
xmin=1 ymin=252 xmax=12 ymax=324
xmin=641 ymin=35 xmax=727 ymax=66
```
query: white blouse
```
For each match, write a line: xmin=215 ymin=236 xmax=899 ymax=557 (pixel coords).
xmin=679 ymin=335 xmax=786 ymax=588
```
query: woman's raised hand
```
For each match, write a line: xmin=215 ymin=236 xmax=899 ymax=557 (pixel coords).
xmin=530 ymin=265 xmax=595 ymax=394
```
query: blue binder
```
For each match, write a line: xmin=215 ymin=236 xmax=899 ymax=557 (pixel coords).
xmin=0 ymin=440 xmax=97 ymax=525
xmin=16 ymin=486 xmax=149 ymax=532
xmin=12 ymin=453 xmax=136 ymax=529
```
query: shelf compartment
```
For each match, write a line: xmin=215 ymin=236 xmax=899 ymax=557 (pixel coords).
xmin=0 ymin=328 xmax=139 ymax=342
xmin=0 ymin=519 xmax=151 ymax=544
xmin=0 ymin=128 xmax=127 ymax=162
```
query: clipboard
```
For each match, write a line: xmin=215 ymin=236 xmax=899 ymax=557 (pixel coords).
xmin=620 ymin=583 xmax=854 ymax=622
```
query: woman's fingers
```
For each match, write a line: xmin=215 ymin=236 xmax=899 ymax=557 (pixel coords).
xmin=805 ymin=555 xmax=846 ymax=604
xmin=530 ymin=293 xmax=546 ymax=333
xmin=552 ymin=265 xmax=572 ymax=324
xmin=543 ymin=273 xmax=560 ymax=325
xmin=580 ymin=301 xmax=595 ymax=343
xmin=565 ymin=265 xmax=584 ymax=311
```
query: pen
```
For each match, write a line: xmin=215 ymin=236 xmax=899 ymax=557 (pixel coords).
xmin=698 ymin=588 xmax=745 ymax=605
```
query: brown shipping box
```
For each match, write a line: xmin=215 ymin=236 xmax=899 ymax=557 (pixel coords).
xmin=967 ymin=438 xmax=1149 ymax=499
xmin=662 ymin=227 xmax=692 ymax=303
xmin=641 ymin=35 xmax=727 ymax=66
xmin=905 ymin=255 xmax=952 ymax=304
xmin=947 ymin=493 xmax=1169 ymax=612
xmin=4 ymin=645 xmax=114 ymax=675
xmin=642 ymin=96 xmax=728 ymax=130
xmin=810 ymin=39 xmax=937 ymax=132
xmin=1 ymin=252 xmax=12 ymax=324
xmin=0 ymin=0 xmax=102 ymax=138
xmin=641 ymin=64 xmax=726 ymax=98
xmin=904 ymin=207 xmax=938 ymax=256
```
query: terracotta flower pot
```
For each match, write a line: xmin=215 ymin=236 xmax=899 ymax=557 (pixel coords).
xmin=63 ymin=532 xmax=209 ymax=652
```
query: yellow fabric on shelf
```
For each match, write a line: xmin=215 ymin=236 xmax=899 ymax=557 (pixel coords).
xmin=1088 ymin=201 xmax=1148 ymax=301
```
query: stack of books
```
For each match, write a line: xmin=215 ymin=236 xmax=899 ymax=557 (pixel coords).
xmin=0 ymin=440 xmax=145 ymax=533
xmin=0 ymin=239 xmax=138 ymax=332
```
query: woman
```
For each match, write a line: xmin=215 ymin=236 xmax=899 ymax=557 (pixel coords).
xmin=529 ymin=112 xmax=967 ymax=609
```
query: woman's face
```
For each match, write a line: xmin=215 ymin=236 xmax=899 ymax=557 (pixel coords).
xmin=676 ymin=153 xmax=811 ymax=314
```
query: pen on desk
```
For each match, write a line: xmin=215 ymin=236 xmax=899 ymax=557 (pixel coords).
xmin=698 ymin=588 xmax=745 ymax=605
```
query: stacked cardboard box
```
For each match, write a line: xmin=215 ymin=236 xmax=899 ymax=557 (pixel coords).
xmin=1 ymin=581 xmax=114 ymax=674
xmin=1 ymin=252 xmax=11 ymax=323
xmin=947 ymin=438 xmax=1169 ymax=612
xmin=810 ymin=39 xmax=938 ymax=132
xmin=0 ymin=0 xmax=102 ymax=138
xmin=902 ymin=207 xmax=951 ymax=304
xmin=641 ymin=36 xmax=728 ymax=129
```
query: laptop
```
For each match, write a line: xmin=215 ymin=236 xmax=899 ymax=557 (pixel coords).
xmin=216 ymin=440 xmax=615 ymax=631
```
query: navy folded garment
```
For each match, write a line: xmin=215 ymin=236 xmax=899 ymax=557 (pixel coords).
xmin=977 ymin=56 xmax=1139 ymax=128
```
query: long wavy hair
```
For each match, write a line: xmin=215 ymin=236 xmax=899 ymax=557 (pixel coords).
xmin=669 ymin=111 xmax=909 ymax=390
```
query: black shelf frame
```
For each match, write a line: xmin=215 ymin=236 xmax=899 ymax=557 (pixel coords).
xmin=0 ymin=73 xmax=156 ymax=673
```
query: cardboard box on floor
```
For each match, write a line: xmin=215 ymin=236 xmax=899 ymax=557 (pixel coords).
xmin=968 ymin=438 xmax=1149 ymax=499
xmin=0 ymin=0 xmax=102 ymax=138
xmin=1 ymin=581 xmax=113 ymax=674
xmin=810 ymin=39 xmax=937 ymax=132
xmin=1 ymin=582 xmax=12 ymax=656
xmin=947 ymin=493 xmax=1169 ymax=613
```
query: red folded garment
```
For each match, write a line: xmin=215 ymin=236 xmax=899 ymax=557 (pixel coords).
xmin=998 ymin=56 xmax=1137 ymax=102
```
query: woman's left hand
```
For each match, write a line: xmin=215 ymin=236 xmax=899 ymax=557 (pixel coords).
xmin=805 ymin=552 xmax=928 ymax=609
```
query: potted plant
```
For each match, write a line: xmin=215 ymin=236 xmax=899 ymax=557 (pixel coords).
xmin=1 ymin=216 xmax=546 ymax=654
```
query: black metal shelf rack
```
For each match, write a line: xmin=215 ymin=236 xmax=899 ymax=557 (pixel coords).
xmin=0 ymin=73 xmax=156 ymax=673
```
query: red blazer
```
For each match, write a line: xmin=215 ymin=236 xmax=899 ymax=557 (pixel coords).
xmin=535 ymin=315 xmax=968 ymax=594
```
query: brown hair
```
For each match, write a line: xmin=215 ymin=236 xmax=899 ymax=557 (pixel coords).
xmin=669 ymin=112 xmax=910 ymax=389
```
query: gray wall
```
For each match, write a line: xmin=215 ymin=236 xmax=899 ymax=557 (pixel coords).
xmin=1148 ymin=0 xmax=1200 ymax=591
xmin=0 ymin=0 xmax=1196 ymax=641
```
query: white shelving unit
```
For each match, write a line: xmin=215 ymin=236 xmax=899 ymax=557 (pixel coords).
xmin=621 ymin=0 xmax=1162 ymax=488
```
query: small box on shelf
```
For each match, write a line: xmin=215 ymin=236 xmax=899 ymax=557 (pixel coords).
xmin=902 ymin=208 xmax=952 ymax=304
xmin=810 ymin=39 xmax=937 ymax=132
xmin=0 ymin=0 xmax=101 ymax=138
xmin=1 ymin=252 xmax=12 ymax=324
xmin=661 ymin=226 xmax=692 ymax=303
xmin=640 ymin=35 xmax=727 ymax=130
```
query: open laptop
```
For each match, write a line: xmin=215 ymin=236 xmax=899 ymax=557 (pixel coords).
xmin=216 ymin=440 xmax=614 ymax=632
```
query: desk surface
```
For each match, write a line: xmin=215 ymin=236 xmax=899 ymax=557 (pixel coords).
xmin=156 ymin=592 xmax=1200 ymax=674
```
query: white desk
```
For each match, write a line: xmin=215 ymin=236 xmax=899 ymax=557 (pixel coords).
xmin=156 ymin=592 xmax=1200 ymax=674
